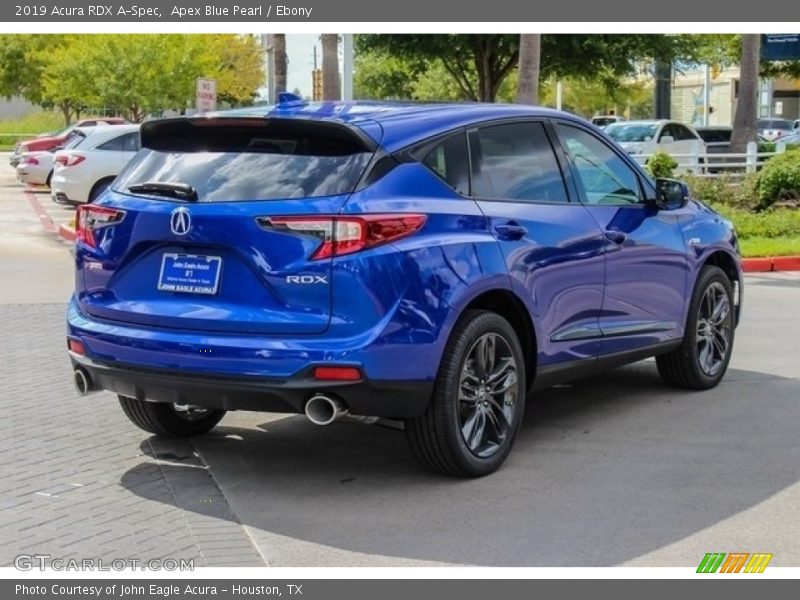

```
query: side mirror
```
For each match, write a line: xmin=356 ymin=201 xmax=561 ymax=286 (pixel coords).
xmin=651 ymin=178 xmax=689 ymax=210
xmin=659 ymin=135 xmax=675 ymax=144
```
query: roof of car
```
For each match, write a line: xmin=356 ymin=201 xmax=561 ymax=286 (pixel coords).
xmin=71 ymin=124 xmax=140 ymax=145
xmin=207 ymin=101 xmax=593 ymax=152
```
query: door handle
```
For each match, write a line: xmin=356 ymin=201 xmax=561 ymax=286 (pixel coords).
xmin=604 ymin=230 xmax=627 ymax=245
xmin=494 ymin=222 xmax=528 ymax=240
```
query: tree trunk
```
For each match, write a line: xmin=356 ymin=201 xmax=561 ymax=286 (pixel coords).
xmin=274 ymin=34 xmax=288 ymax=95
xmin=516 ymin=34 xmax=541 ymax=105
xmin=60 ymin=103 xmax=72 ymax=126
xmin=730 ymin=34 xmax=761 ymax=154
xmin=321 ymin=34 xmax=341 ymax=101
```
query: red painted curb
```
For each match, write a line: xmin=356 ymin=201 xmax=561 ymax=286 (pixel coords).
xmin=58 ymin=222 xmax=76 ymax=243
xmin=771 ymin=256 xmax=800 ymax=272
xmin=741 ymin=258 xmax=773 ymax=273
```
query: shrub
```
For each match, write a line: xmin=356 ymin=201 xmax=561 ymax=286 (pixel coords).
xmin=682 ymin=173 xmax=760 ymax=210
xmin=645 ymin=151 xmax=678 ymax=179
xmin=707 ymin=203 xmax=800 ymax=239
xmin=756 ymin=147 xmax=800 ymax=208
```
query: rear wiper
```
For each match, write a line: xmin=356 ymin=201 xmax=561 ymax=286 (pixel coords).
xmin=128 ymin=181 xmax=198 ymax=201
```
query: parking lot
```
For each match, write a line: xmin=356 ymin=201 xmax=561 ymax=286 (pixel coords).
xmin=2 ymin=166 xmax=800 ymax=568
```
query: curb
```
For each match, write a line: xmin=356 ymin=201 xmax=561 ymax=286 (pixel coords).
xmin=58 ymin=221 xmax=76 ymax=243
xmin=742 ymin=256 xmax=800 ymax=273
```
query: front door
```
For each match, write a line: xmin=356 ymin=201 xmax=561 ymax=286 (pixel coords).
xmin=551 ymin=121 xmax=689 ymax=356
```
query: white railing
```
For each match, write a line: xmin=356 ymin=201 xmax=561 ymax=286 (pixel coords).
xmin=631 ymin=141 xmax=790 ymax=177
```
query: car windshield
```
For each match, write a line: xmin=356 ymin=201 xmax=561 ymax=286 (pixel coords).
xmin=605 ymin=123 xmax=659 ymax=142
xmin=758 ymin=120 xmax=793 ymax=130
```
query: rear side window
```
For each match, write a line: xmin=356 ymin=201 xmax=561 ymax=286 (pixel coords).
xmin=697 ymin=129 xmax=730 ymax=143
xmin=115 ymin=119 xmax=374 ymax=202
xmin=421 ymin=132 xmax=470 ymax=196
xmin=62 ymin=133 xmax=85 ymax=150
xmin=97 ymin=132 xmax=140 ymax=152
xmin=470 ymin=122 xmax=568 ymax=203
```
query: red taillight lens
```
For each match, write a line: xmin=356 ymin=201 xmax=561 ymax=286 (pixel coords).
xmin=24 ymin=156 xmax=40 ymax=166
xmin=313 ymin=366 xmax=362 ymax=381
xmin=260 ymin=214 xmax=426 ymax=260
xmin=76 ymin=205 xmax=125 ymax=248
xmin=55 ymin=153 xmax=85 ymax=167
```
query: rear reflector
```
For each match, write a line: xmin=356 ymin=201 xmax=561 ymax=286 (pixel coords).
xmin=259 ymin=214 xmax=426 ymax=260
xmin=68 ymin=339 xmax=86 ymax=355
xmin=313 ymin=366 xmax=362 ymax=381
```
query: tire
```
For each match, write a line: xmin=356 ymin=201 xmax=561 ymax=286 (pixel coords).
xmin=118 ymin=396 xmax=225 ymax=437
xmin=88 ymin=178 xmax=114 ymax=203
xmin=45 ymin=170 xmax=53 ymax=189
xmin=405 ymin=310 xmax=527 ymax=477
xmin=656 ymin=265 xmax=735 ymax=390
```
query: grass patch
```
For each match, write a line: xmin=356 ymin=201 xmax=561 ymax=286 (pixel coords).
xmin=739 ymin=236 xmax=800 ymax=258
xmin=0 ymin=110 xmax=66 ymax=148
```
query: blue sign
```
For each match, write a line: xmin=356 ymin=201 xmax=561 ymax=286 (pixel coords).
xmin=762 ymin=34 xmax=800 ymax=61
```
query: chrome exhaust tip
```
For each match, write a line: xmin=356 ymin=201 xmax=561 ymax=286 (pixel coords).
xmin=304 ymin=394 xmax=348 ymax=426
xmin=73 ymin=368 xmax=92 ymax=396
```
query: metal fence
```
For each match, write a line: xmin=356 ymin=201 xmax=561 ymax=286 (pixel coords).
xmin=632 ymin=141 xmax=793 ymax=177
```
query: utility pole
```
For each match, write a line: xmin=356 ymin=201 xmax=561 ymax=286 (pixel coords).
xmin=703 ymin=63 xmax=711 ymax=126
xmin=654 ymin=60 xmax=672 ymax=119
xmin=342 ymin=34 xmax=354 ymax=101
xmin=265 ymin=33 xmax=275 ymax=104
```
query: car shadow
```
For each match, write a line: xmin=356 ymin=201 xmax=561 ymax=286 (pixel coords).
xmin=122 ymin=363 xmax=800 ymax=566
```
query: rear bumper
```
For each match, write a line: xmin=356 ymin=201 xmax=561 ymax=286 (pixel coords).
xmin=70 ymin=353 xmax=431 ymax=418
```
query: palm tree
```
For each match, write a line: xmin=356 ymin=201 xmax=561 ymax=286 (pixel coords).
xmin=516 ymin=34 xmax=541 ymax=105
xmin=321 ymin=34 xmax=341 ymax=101
xmin=273 ymin=34 xmax=288 ymax=95
xmin=730 ymin=34 xmax=760 ymax=154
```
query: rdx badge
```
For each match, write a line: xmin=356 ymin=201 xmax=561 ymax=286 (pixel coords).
xmin=286 ymin=275 xmax=328 ymax=284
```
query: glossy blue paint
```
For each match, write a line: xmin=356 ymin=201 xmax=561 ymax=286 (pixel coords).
xmin=67 ymin=102 xmax=741 ymax=412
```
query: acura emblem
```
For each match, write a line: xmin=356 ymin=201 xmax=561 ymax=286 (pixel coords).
xmin=170 ymin=207 xmax=191 ymax=236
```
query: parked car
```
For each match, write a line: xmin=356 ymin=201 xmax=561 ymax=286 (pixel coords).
xmin=15 ymin=151 xmax=55 ymax=187
xmin=591 ymin=115 xmax=625 ymax=129
xmin=604 ymin=120 xmax=707 ymax=168
xmin=778 ymin=132 xmax=800 ymax=146
xmin=757 ymin=118 xmax=795 ymax=141
xmin=10 ymin=117 xmax=129 ymax=168
xmin=793 ymin=119 xmax=799 ymax=131
xmin=50 ymin=124 xmax=140 ymax=205
xmin=66 ymin=101 xmax=742 ymax=477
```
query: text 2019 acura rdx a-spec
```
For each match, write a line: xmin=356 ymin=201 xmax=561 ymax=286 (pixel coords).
xmin=67 ymin=98 xmax=742 ymax=477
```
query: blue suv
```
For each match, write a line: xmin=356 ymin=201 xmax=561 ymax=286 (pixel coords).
xmin=67 ymin=100 xmax=742 ymax=477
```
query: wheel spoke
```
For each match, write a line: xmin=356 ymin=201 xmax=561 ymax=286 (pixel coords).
xmin=710 ymin=296 xmax=730 ymax=325
xmin=712 ymin=329 xmax=728 ymax=358
xmin=698 ymin=340 xmax=713 ymax=373
xmin=489 ymin=371 xmax=518 ymax=396
xmin=486 ymin=357 xmax=514 ymax=384
xmin=463 ymin=410 xmax=487 ymax=452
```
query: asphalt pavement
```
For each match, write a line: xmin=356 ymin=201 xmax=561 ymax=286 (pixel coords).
xmin=1 ymin=167 xmax=799 ymax=567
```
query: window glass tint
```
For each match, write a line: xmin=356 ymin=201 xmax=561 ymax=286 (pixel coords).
xmin=555 ymin=123 xmax=641 ymax=205
xmin=97 ymin=133 xmax=129 ymax=151
xmin=421 ymin=132 xmax=469 ymax=196
xmin=471 ymin=122 xmax=567 ymax=203
xmin=672 ymin=125 xmax=696 ymax=141
xmin=697 ymin=129 xmax=731 ymax=143
xmin=62 ymin=132 xmax=85 ymax=150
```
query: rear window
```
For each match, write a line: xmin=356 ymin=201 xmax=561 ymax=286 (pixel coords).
xmin=758 ymin=119 xmax=793 ymax=130
xmin=114 ymin=118 xmax=375 ymax=202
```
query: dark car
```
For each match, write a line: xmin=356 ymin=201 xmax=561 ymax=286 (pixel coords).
xmin=67 ymin=99 xmax=742 ymax=477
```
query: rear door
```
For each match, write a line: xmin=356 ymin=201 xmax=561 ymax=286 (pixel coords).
xmin=77 ymin=117 xmax=376 ymax=336
xmin=468 ymin=121 xmax=607 ymax=366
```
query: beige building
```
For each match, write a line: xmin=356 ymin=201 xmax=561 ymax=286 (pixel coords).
xmin=672 ymin=66 xmax=800 ymax=127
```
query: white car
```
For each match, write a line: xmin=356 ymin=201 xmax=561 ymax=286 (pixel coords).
xmin=16 ymin=151 xmax=55 ymax=187
xmin=50 ymin=124 xmax=140 ymax=205
xmin=604 ymin=120 xmax=707 ymax=168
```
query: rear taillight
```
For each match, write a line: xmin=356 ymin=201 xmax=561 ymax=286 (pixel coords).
xmin=24 ymin=156 xmax=40 ymax=166
xmin=259 ymin=214 xmax=426 ymax=260
xmin=55 ymin=153 xmax=85 ymax=167
xmin=76 ymin=205 xmax=125 ymax=248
